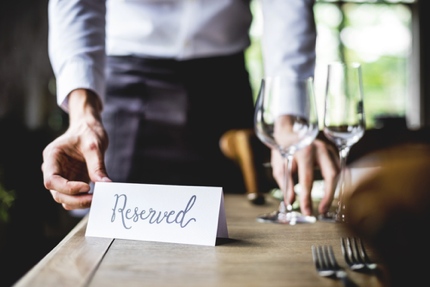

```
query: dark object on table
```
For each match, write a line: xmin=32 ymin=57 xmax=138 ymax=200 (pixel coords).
xmin=344 ymin=143 xmax=430 ymax=287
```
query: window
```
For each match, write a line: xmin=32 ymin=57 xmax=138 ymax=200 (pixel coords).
xmin=246 ymin=0 xmax=416 ymax=129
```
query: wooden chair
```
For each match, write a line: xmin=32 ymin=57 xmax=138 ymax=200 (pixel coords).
xmin=219 ymin=128 xmax=274 ymax=205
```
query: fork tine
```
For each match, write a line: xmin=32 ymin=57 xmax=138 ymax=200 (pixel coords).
xmin=311 ymin=245 xmax=320 ymax=270
xmin=348 ymin=240 xmax=366 ymax=264
xmin=356 ymin=237 xmax=378 ymax=270
xmin=326 ymin=245 xmax=341 ymax=270
xmin=356 ymin=237 xmax=368 ymax=260
xmin=319 ymin=246 xmax=328 ymax=269
xmin=316 ymin=245 xmax=328 ymax=270
xmin=341 ymin=237 xmax=352 ymax=266
xmin=347 ymin=237 xmax=361 ymax=264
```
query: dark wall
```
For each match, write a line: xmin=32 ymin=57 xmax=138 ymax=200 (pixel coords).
xmin=0 ymin=1 xmax=74 ymax=286
xmin=0 ymin=0 xmax=59 ymax=126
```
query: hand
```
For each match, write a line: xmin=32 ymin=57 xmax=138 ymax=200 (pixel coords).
xmin=42 ymin=89 xmax=111 ymax=210
xmin=271 ymin=139 xmax=339 ymax=216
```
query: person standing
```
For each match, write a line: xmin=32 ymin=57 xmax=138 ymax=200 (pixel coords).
xmin=42 ymin=0 xmax=338 ymax=216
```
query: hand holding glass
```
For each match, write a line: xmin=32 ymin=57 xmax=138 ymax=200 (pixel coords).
xmin=254 ymin=76 xmax=319 ymax=224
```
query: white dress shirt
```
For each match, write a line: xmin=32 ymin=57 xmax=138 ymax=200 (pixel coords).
xmin=48 ymin=0 xmax=316 ymax=111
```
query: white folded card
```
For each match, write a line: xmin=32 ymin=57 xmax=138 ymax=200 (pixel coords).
xmin=85 ymin=182 xmax=228 ymax=246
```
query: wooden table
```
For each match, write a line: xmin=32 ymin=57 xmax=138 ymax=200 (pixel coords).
xmin=14 ymin=194 xmax=385 ymax=287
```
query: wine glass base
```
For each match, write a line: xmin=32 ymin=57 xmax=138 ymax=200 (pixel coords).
xmin=257 ymin=210 xmax=316 ymax=225
xmin=318 ymin=212 xmax=346 ymax=223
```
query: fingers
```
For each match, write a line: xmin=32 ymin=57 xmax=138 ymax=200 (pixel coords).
xmin=270 ymin=150 xmax=296 ymax=207
xmin=50 ymin=189 xmax=93 ymax=210
xmin=271 ymin=140 xmax=340 ymax=216
xmin=43 ymin=162 xmax=93 ymax=209
xmin=44 ymin=172 xmax=91 ymax=194
xmin=78 ymin=122 xmax=111 ymax=183
xmin=42 ymin=123 xmax=111 ymax=210
xmin=293 ymin=139 xmax=339 ymax=216
xmin=42 ymin=152 xmax=93 ymax=209
xmin=42 ymin=140 xmax=91 ymax=192
xmin=294 ymin=145 xmax=314 ymax=216
xmin=83 ymin=142 xmax=111 ymax=183
xmin=312 ymin=140 xmax=340 ymax=214
xmin=270 ymin=150 xmax=284 ymax=190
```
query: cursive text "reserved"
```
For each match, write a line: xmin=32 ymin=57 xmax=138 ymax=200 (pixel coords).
xmin=111 ymin=194 xmax=197 ymax=230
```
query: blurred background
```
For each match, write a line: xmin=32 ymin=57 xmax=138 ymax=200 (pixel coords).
xmin=247 ymin=0 xmax=421 ymax=129
xmin=0 ymin=0 xmax=428 ymax=286
xmin=0 ymin=1 xmax=79 ymax=286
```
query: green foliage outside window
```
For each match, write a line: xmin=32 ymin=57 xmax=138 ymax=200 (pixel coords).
xmin=245 ymin=0 xmax=412 ymax=128
xmin=0 ymin=168 xmax=15 ymax=224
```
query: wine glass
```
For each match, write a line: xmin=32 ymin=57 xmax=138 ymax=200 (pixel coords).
xmin=321 ymin=62 xmax=365 ymax=223
xmin=254 ymin=76 xmax=319 ymax=225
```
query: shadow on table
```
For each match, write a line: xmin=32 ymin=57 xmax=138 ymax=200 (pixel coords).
xmin=215 ymin=237 xmax=240 ymax=246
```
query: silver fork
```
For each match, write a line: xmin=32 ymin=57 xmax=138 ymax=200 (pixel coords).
xmin=312 ymin=245 xmax=357 ymax=287
xmin=341 ymin=237 xmax=378 ymax=271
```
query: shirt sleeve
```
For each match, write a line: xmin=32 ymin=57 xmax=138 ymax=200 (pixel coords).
xmin=261 ymin=0 xmax=316 ymax=79
xmin=48 ymin=0 xmax=106 ymax=112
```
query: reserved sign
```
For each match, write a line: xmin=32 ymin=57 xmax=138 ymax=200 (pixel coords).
xmin=85 ymin=182 xmax=228 ymax=246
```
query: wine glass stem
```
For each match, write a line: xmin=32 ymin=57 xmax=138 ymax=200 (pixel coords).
xmin=336 ymin=146 xmax=350 ymax=221
xmin=283 ymin=154 xmax=294 ymax=212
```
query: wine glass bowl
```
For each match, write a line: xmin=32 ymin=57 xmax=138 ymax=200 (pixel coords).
xmin=322 ymin=62 xmax=366 ymax=223
xmin=254 ymin=76 xmax=319 ymax=224
xmin=323 ymin=125 xmax=364 ymax=151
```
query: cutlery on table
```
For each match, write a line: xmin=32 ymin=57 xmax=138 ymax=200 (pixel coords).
xmin=312 ymin=245 xmax=358 ymax=287
xmin=341 ymin=237 xmax=378 ymax=271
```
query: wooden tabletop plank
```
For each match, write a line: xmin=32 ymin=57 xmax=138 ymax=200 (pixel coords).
xmin=13 ymin=216 xmax=113 ymax=287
